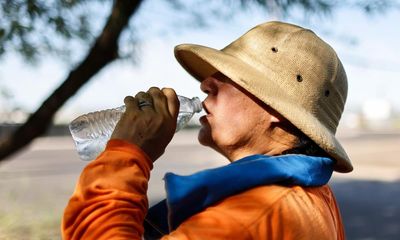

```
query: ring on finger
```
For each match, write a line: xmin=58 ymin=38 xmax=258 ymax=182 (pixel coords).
xmin=138 ymin=99 xmax=153 ymax=108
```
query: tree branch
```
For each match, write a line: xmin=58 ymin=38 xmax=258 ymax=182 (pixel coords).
xmin=0 ymin=0 xmax=144 ymax=162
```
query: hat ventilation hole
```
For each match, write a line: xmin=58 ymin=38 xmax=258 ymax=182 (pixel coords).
xmin=271 ymin=47 xmax=278 ymax=53
xmin=296 ymin=75 xmax=303 ymax=82
xmin=325 ymin=90 xmax=330 ymax=97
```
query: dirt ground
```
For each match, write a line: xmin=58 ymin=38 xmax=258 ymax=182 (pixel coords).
xmin=0 ymin=129 xmax=399 ymax=239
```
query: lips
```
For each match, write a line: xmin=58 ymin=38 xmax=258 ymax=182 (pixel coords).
xmin=200 ymin=102 xmax=210 ymax=125
xmin=199 ymin=115 xmax=207 ymax=124
xmin=202 ymin=102 xmax=210 ymax=115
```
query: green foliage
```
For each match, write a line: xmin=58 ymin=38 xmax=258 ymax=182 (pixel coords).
xmin=164 ymin=0 xmax=398 ymax=28
xmin=239 ymin=0 xmax=334 ymax=16
xmin=237 ymin=0 xmax=399 ymax=14
xmin=355 ymin=0 xmax=400 ymax=13
xmin=0 ymin=0 xmax=398 ymax=63
xmin=0 ymin=0 xmax=110 ymax=62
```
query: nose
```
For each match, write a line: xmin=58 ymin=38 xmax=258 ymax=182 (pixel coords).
xmin=200 ymin=76 xmax=218 ymax=95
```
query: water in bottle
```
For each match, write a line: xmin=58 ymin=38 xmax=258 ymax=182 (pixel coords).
xmin=69 ymin=95 xmax=202 ymax=161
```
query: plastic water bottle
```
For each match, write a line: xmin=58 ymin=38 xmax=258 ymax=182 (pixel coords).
xmin=69 ymin=95 xmax=202 ymax=161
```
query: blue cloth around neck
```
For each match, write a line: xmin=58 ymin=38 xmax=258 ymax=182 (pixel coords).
xmin=156 ymin=154 xmax=333 ymax=231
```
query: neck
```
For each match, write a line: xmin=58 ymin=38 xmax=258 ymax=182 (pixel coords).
xmin=227 ymin=127 xmax=299 ymax=162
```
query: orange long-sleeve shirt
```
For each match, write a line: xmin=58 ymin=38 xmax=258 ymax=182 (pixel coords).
xmin=62 ymin=139 xmax=345 ymax=239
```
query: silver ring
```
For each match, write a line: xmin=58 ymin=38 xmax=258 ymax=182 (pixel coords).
xmin=138 ymin=100 xmax=153 ymax=108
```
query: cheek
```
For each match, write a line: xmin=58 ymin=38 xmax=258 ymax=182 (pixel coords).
xmin=199 ymin=91 xmax=269 ymax=147
xmin=217 ymin=103 xmax=270 ymax=140
xmin=198 ymin=112 xmax=236 ymax=148
xmin=209 ymin=110 xmax=249 ymax=144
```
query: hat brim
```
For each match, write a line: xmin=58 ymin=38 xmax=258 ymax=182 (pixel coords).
xmin=175 ymin=44 xmax=353 ymax=173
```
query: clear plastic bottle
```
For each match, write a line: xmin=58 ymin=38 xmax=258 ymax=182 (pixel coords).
xmin=69 ymin=95 xmax=202 ymax=161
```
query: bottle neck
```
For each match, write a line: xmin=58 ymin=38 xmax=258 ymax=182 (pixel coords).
xmin=191 ymin=97 xmax=203 ymax=113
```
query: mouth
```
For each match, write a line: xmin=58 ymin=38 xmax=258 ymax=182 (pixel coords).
xmin=199 ymin=102 xmax=210 ymax=125
xmin=202 ymin=102 xmax=210 ymax=115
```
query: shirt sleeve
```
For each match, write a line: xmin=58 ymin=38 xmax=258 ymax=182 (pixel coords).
xmin=62 ymin=139 xmax=153 ymax=240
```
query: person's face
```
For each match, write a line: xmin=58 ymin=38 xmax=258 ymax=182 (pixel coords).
xmin=199 ymin=72 xmax=279 ymax=161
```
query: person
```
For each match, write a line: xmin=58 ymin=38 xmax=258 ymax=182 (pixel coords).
xmin=62 ymin=21 xmax=353 ymax=239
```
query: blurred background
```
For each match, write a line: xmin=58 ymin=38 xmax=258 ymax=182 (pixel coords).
xmin=0 ymin=0 xmax=399 ymax=239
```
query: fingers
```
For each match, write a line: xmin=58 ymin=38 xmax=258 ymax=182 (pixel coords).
xmin=147 ymin=87 xmax=168 ymax=115
xmin=162 ymin=88 xmax=179 ymax=119
xmin=124 ymin=87 xmax=178 ymax=116
xmin=135 ymin=91 xmax=154 ymax=112
xmin=124 ymin=96 xmax=139 ymax=111
xmin=147 ymin=87 xmax=179 ymax=118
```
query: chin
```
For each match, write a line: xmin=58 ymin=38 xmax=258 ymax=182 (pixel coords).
xmin=198 ymin=127 xmax=214 ymax=147
xmin=198 ymin=127 xmax=230 ymax=158
xmin=198 ymin=128 xmax=209 ymax=146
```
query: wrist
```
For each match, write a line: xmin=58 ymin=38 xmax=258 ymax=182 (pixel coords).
xmin=105 ymin=139 xmax=153 ymax=167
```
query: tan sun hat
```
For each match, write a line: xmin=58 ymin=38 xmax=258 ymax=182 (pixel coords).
xmin=174 ymin=21 xmax=353 ymax=173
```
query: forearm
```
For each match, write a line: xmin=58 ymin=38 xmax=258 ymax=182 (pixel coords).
xmin=62 ymin=139 xmax=152 ymax=240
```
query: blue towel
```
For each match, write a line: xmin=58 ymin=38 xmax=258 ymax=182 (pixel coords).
xmin=145 ymin=154 xmax=333 ymax=234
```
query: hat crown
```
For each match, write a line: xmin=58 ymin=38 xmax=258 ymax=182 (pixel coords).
xmin=222 ymin=21 xmax=348 ymax=133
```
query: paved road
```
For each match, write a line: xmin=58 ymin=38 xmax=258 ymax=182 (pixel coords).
xmin=0 ymin=130 xmax=399 ymax=239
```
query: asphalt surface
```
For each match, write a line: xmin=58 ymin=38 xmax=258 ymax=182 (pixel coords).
xmin=0 ymin=130 xmax=399 ymax=239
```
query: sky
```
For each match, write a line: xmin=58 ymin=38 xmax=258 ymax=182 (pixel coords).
xmin=0 ymin=2 xmax=399 ymax=123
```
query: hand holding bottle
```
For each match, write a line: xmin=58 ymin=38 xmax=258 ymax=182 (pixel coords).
xmin=69 ymin=88 xmax=202 ymax=162
xmin=111 ymin=87 xmax=179 ymax=162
